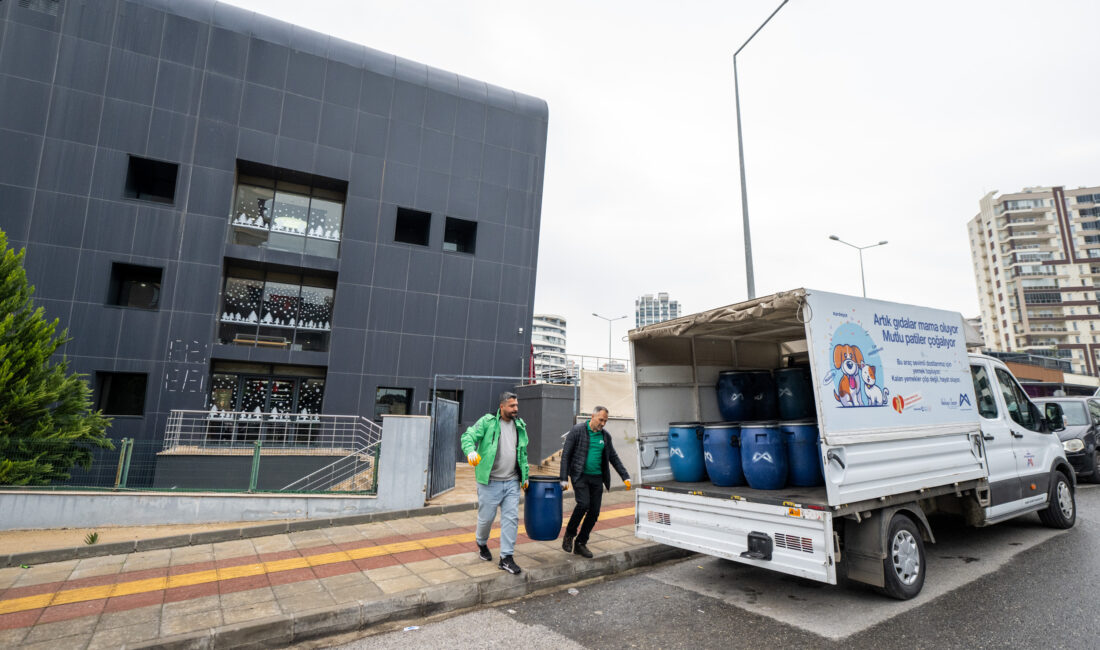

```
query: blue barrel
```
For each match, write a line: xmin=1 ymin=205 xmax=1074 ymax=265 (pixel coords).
xmin=741 ymin=421 xmax=788 ymax=490
xmin=748 ymin=371 xmax=778 ymax=420
xmin=716 ymin=372 xmax=752 ymax=421
xmin=523 ymin=475 xmax=563 ymax=541
xmin=782 ymin=420 xmax=824 ymax=487
xmin=668 ymin=422 xmax=706 ymax=482
xmin=775 ymin=367 xmax=814 ymax=420
xmin=703 ymin=422 xmax=743 ymax=487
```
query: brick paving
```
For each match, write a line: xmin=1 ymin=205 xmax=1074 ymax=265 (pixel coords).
xmin=0 ymin=490 xmax=672 ymax=648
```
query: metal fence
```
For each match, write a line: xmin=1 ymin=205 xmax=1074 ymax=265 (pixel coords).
xmin=0 ymin=412 xmax=383 ymax=495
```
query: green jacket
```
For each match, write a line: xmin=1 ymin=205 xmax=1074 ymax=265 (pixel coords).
xmin=460 ymin=410 xmax=529 ymax=485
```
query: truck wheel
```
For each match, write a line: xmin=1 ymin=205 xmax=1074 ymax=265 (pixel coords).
xmin=881 ymin=514 xmax=925 ymax=600
xmin=1038 ymin=472 xmax=1076 ymax=528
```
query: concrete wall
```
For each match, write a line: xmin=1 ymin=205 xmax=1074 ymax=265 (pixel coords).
xmin=515 ymin=383 xmax=575 ymax=465
xmin=0 ymin=412 xmax=431 ymax=529
xmin=152 ymin=453 xmax=347 ymax=490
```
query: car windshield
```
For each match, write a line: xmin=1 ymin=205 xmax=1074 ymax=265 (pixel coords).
xmin=1045 ymin=401 xmax=1089 ymax=426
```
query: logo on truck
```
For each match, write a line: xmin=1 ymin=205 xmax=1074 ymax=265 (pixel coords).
xmin=827 ymin=325 xmax=892 ymax=409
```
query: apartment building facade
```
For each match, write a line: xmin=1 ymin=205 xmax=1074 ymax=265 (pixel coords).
xmin=635 ymin=292 xmax=680 ymax=328
xmin=968 ymin=185 xmax=1100 ymax=375
xmin=531 ymin=313 xmax=567 ymax=380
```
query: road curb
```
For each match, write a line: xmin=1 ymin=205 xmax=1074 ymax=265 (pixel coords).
xmin=2 ymin=485 xmax=621 ymax=568
xmin=126 ymin=542 xmax=691 ymax=649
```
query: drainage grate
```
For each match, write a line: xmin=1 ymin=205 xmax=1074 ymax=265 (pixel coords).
xmin=775 ymin=533 xmax=813 ymax=553
xmin=647 ymin=511 xmax=671 ymax=526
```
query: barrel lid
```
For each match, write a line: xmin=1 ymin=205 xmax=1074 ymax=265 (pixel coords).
xmin=703 ymin=421 xmax=742 ymax=428
xmin=717 ymin=369 xmax=772 ymax=375
xmin=740 ymin=420 xmax=779 ymax=428
xmin=528 ymin=475 xmax=561 ymax=482
xmin=774 ymin=366 xmax=810 ymax=373
xmin=781 ymin=419 xmax=818 ymax=425
xmin=668 ymin=421 xmax=702 ymax=427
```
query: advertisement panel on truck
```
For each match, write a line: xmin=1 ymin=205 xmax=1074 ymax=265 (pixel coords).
xmin=804 ymin=289 xmax=979 ymax=443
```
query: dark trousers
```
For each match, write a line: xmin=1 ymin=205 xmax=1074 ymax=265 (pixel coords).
xmin=565 ymin=473 xmax=604 ymax=545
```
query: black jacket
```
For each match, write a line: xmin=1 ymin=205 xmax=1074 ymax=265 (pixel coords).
xmin=560 ymin=421 xmax=630 ymax=489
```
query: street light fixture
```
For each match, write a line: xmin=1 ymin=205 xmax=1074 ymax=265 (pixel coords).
xmin=829 ymin=235 xmax=889 ymax=297
xmin=734 ymin=0 xmax=790 ymax=300
xmin=592 ymin=312 xmax=628 ymax=369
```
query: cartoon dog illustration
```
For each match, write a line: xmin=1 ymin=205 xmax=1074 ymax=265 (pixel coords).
xmin=861 ymin=363 xmax=890 ymax=406
xmin=832 ymin=344 xmax=863 ymax=406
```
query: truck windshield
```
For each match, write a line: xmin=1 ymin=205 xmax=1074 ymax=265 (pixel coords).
xmin=1046 ymin=401 xmax=1088 ymax=426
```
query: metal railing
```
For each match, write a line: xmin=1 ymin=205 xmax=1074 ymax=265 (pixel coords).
xmin=164 ymin=410 xmax=381 ymax=452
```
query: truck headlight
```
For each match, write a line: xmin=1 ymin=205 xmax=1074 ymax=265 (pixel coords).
xmin=1063 ymin=439 xmax=1085 ymax=453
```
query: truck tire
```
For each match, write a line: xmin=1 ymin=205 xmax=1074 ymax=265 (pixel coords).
xmin=881 ymin=514 xmax=925 ymax=600
xmin=1038 ymin=471 xmax=1076 ymax=528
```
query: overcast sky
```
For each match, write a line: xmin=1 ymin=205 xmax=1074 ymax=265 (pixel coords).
xmin=224 ymin=0 xmax=1100 ymax=361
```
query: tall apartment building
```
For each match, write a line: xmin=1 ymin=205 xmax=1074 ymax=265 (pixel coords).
xmin=531 ymin=314 xmax=567 ymax=379
xmin=0 ymin=0 xmax=547 ymax=485
xmin=968 ymin=185 xmax=1100 ymax=375
xmin=635 ymin=292 xmax=680 ymax=328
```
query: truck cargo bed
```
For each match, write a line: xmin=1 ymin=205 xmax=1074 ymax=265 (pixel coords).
xmin=640 ymin=478 xmax=983 ymax=516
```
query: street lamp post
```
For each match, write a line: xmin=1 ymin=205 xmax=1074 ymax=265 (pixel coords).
xmin=592 ymin=313 xmax=628 ymax=369
xmin=829 ymin=235 xmax=889 ymax=297
xmin=734 ymin=0 xmax=790 ymax=300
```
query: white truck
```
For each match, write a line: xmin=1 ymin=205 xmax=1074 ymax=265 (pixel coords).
xmin=631 ymin=289 xmax=1076 ymax=599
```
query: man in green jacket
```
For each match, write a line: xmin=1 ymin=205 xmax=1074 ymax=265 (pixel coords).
xmin=460 ymin=391 xmax=529 ymax=575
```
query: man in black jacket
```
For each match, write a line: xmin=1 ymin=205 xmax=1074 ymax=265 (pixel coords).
xmin=559 ymin=406 xmax=631 ymax=558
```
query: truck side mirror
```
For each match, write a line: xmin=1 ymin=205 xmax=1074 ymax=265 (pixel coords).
xmin=1044 ymin=403 xmax=1066 ymax=433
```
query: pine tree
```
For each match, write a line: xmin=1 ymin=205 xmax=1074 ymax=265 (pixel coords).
xmin=0 ymin=229 xmax=113 ymax=485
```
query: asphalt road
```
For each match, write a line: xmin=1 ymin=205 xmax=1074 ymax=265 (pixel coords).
xmin=330 ymin=484 xmax=1100 ymax=649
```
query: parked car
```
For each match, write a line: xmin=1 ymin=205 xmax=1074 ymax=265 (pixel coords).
xmin=1035 ymin=397 xmax=1100 ymax=482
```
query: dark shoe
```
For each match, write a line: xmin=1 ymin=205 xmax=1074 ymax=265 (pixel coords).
xmin=561 ymin=534 xmax=575 ymax=553
xmin=499 ymin=555 xmax=522 ymax=575
xmin=477 ymin=544 xmax=492 ymax=562
xmin=573 ymin=543 xmax=593 ymax=559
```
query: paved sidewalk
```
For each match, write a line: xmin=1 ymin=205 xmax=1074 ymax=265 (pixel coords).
xmin=0 ymin=490 xmax=686 ymax=649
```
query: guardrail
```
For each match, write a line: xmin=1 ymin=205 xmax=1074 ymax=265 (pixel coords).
xmin=163 ymin=410 xmax=381 ymax=451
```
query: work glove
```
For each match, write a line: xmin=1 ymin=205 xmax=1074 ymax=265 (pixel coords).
xmin=624 ymin=479 xmax=632 ymax=491
xmin=560 ymin=481 xmax=569 ymax=490
xmin=467 ymin=452 xmax=480 ymax=466
xmin=522 ymin=480 xmax=529 ymax=490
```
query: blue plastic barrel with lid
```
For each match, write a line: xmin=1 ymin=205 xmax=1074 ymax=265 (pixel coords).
xmin=703 ymin=422 xmax=743 ymax=487
xmin=748 ymin=371 xmax=778 ymax=420
xmin=716 ymin=372 xmax=752 ymax=421
xmin=782 ymin=420 xmax=824 ymax=487
xmin=774 ymin=367 xmax=814 ymax=420
xmin=523 ymin=475 xmax=563 ymax=541
xmin=740 ymin=421 xmax=788 ymax=490
xmin=668 ymin=422 xmax=707 ymax=482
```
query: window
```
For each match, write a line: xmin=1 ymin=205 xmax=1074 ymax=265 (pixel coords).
xmin=994 ymin=367 xmax=1042 ymax=432
xmin=229 ymin=162 xmax=347 ymax=258
xmin=96 ymin=372 xmax=147 ymax=416
xmin=394 ymin=208 xmax=431 ymax=246
xmin=375 ymin=387 xmax=412 ymax=417
xmin=443 ymin=217 xmax=477 ymax=254
xmin=1076 ymin=194 xmax=1100 ymax=205
xmin=107 ymin=263 xmax=162 ymax=309
xmin=970 ymin=365 xmax=998 ymax=419
xmin=207 ymin=362 xmax=326 ymax=445
xmin=218 ymin=265 xmax=336 ymax=351
xmin=125 ymin=156 xmax=178 ymax=204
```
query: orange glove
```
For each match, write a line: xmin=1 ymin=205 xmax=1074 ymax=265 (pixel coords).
xmin=522 ymin=480 xmax=529 ymax=490
xmin=624 ymin=479 xmax=632 ymax=491
xmin=467 ymin=452 xmax=481 ymax=466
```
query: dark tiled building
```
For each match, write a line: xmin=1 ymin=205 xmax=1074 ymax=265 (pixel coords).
xmin=0 ymin=0 xmax=547 ymax=485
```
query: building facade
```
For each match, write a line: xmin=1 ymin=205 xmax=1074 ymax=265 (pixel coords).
xmin=968 ymin=185 xmax=1100 ymax=376
xmin=0 ymin=0 xmax=547 ymax=485
xmin=531 ymin=313 xmax=567 ymax=380
xmin=635 ymin=292 xmax=680 ymax=328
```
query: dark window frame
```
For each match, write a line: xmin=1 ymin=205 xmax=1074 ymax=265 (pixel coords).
xmin=394 ymin=207 xmax=432 ymax=247
xmin=375 ymin=386 xmax=413 ymax=418
xmin=124 ymin=156 xmax=179 ymax=205
xmin=107 ymin=263 xmax=163 ymax=310
xmin=95 ymin=372 xmax=148 ymax=417
xmin=443 ymin=217 xmax=477 ymax=254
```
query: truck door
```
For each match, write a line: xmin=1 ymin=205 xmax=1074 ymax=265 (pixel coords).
xmin=992 ymin=366 xmax=1051 ymax=510
xmin=972 ymin=362 xmax=1021 ymax=512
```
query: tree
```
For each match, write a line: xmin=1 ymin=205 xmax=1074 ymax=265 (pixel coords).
xmin=0 ymin=229 xmax=113 ymax=485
